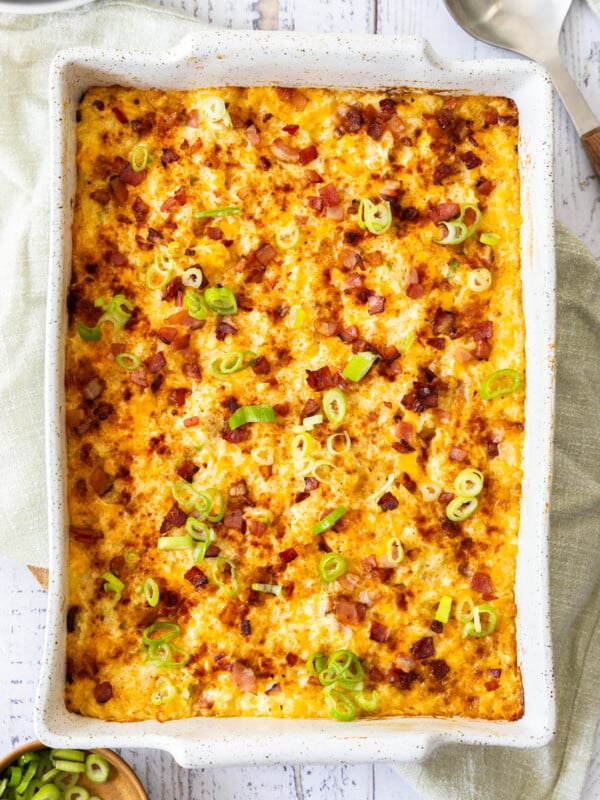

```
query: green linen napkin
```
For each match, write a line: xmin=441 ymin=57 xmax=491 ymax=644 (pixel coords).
xmin=0 ymin=3 xmax=599 ymax=798
xmin=396 ymin=226 xmax=600 ymax=798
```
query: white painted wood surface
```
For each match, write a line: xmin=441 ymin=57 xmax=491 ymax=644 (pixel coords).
xmin=1 ymin=0 xmax=599 ymax=797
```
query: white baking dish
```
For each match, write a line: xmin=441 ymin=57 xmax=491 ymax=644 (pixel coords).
xmin=37 ymin=31 xmax=556 ymax=767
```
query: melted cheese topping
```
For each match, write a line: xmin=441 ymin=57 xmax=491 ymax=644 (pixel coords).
xmin=65 ymin=86 xmax=524 ymax=722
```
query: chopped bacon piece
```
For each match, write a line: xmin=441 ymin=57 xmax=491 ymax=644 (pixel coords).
xmin=168 ymin=388 xmax=189 ymax=407
xmin=216 ymin=320 xmax=238 ymax=341
xmin=130 ymin=111 xmax=155 ymax=135
xmin=144 ymin=351 xmax=167 ymax=373
xmin=174 ymin=186 xmax=187 ymax=205
xmin=119 ymin=163 xmax=146 ymax=186
xmin=410 ymin=636 xmax=435 ymax=660
xmin=433 ymin=162 xmax=452 ymax=185
xmin=471 ymin=572 xmax=495 ymax=600
xmin=455 ymin=346 xmax=474 ymax=364
xmin=439 ymin=491 xmax=454 ymax=505
xmin=223 ymin=509 xmax=245 ymax=532
xmin=108 ymin=175 xmax=128 ymax=204
xmin=378 ymin=491 xmax=399 ymax=511
xmin=318 ymin=183 xmax=341 ymax=207
xmin=476 ymin=176 xmax=494 ymax=195
xmin=176 ymin=460 xmax=199 ymax=483
xmin=340 ymin=325 xmax=359 ymax=343
xmin=387 ymin=667 xmax=418 ymax=690
xmin=487 ymin=438 xmax=500 ymax=459
xmin=206 ymin=226 xmax=223 ymax=240
xmin=156 ymin=326 xmax=177 ymax=344
xmin=184 ymin=565 xmax=208 ymax=590
xmin=304 ymin=476 xmax=319 ymax=492
xmin=438 ymin=202 xmax=460 ymax=221
xmin=430 ymin=659 xmax=450 ymax=680
xmin=90 ymin=188 xmax=110 ymax=206
xmin=70 ymin=525 xmax=103 ymax=544
xmin=161 ymin=276 xmax=182 ymax=302
xmin=255 ymin=243 xmax=277 ymax=266
xmin=304 ymin=196 xmax=324 ymax=212
xmin=300 ymin=398 xmax=320 ymax=419
xmin=166 ymin=309 xmax=204 ymax=330
xmin=132 ymin=196 xmax=149 ymax=222
xmin=228 ymin=479 xmax=248 ymax=498
xmin=406 ymin=282 xmax=424 ymax=300
xmin=430 ymin=619 xmax=443 ymax=634
xmin=316 ymin=319 xmax=341 ymax=336
xmin=248 ymin=519 xmax=268 ymax=537
xmin=401 ymin=381 xmax=439 ymax=413
xmin=426 ymin=337 xmax=446 ymax=350
xmin=473 ymin=320 xmax=494 ymax=340
xmin=345 ymin=272 xmax=364 ymax=290
xmin=160 ymin=504 xmax=187 ymax=533
xmin=161 ymin=148 xmax=180 ymax=166
xmin=89 ymin=466 xmax=113 ymax=496
xmin=286 ymin=652 xmax=298 ymax=666
xmin=402 ymin=472 xmax=417 ymax=493
xmin=475 ymin=339 xmax=491 ymax=360
xmin=240 ymin=619 xmax=251 ymax=636
xmin=394 ymin=421 xmax=413 ymax=442
xmin=366 ymin=120 xmax=385 ymax=140
xmin=370 ymin=620 xmax=391 ymax=643
xmin=273 ymin=402 xmax=290 ymax=416
xmin=271 ymin=137 xmax=301 ymax=162
xmin=94 ymin=681 xmax=113 ymax=703
xmin=340 ymin=105 xmax=363 ymax=133
xmin=182 ymin=355 xmax=202 ymax=379
xmin=460 ymin=151 xmax=483 ymax=169
xmin=392 ymin=439 xmax=415 ymax=454
xmin=231 ymin=661 xmax=257 ymax=694
xmin=299 ymin=145 xmax=318 ymax=165
xmin=279 ymin=547 xmax=298 ymax=563
xmin=333 ymin=599 xmax=367 ymax=625
xmin=432 ymin=308 xmax=456 ymax=336
xmin=449 ymin=446 xmax=467 ymax=462
xmin=111 ymin=106 xmax=127 ymax=124
xmin=82 ymin=377 xmax=105 ymax=401
xmin=306 ymin=365 xmax=335 ymax=390
xmin=304 ymin=168 xmax=323 ymax=183
xmin=130 ymin=368 xmax=148 ymax=388
xmin=294 ymin=491 xmax=310 ymax=503
xmin=184 ymin=416 xmax=199 ymax=428
xmin=251 ymin=356 xmax=271 ymax=375
xmin=367 ymin=294 xmax=386 ymax=315
xmin=244 ymin=125 xmax=260 ymax=146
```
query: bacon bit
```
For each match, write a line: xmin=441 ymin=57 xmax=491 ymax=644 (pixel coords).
xmin=433 ymin=162 xmax=452 ymax=185
xmin=304 ymin=196 xmax=324 ymax=213
xmin=81 ymin=377 xmax=105 ymax=401
xmin=231 ymin=661 xmax=257 ymax=694
xmin=161 ymin=148 xmax=180 ymax=166
xmin=271 ymin=137 xmax=301 ymax=162
xmin=109 ymin=175 xmax=128 ymax=204
xmin=316 ymin=319 xmax=341 ymax=336
xmin=90 ymin=188 xmax=110 ymax=206
xmin=339 ymin=248 xmax=363 ymax=270
xmin=300 ymin=399 xmax=320 ymax=420
xmin=286 ymin=652 xmax=298 ymax=666
xmin=255 ymin=243 xmax=277 ymax=266
xmin=160 ymin=504 xmax=187 ymax=533
xmin=131 ymin=196 xmax=149 ymax=222
xmin=184 ymin=416 xmax=199 ymax=428
xmin=161 ymin=276 xmax=182 ymax=302
xmin=304 ymin=168 xmax=323 ymax=183
xmin=111 ymin=106 xmax=127 ymax=124
xmin=476 ymin=176 xmax=494 ymax=195
xmin=406 ymin=282 xmax=424 ymax=300
xmin=449 ymin=446 xmax=467 ymax=462
xmin=326 ymin=204 xmax=344 ymax=221
xmin=223 ymin=509 xmax=245 ymax=532
xmin=369 ymin=620 xmax=391 ymax=643
xmin=432 ymin=308 xmax=456 ymax=336
xmin=485 ymin=679 xmax=499 ymax=691
xmin=378 ymin=491 xmax=399 ymax=511
xmin=294 ymin=491 xmax=310 ymax=504
xmin=475 ymin=339 xmax=492 ymax=360
xmin=367 ymin=294 xmax=386 ymax=315
xmin=425 ymin=337 xmax=445 ymax=350
xmin=251 ymin=356 xmax=271 ymax=375
xmin=473 ymin=321 xmax=494 ymax=340
xmin=471 ymin=572 xmax=495 ymax=600
xmin=176 ymin=460 xmax=199 ymax=483
xmin=156 ymin=326 xmax=177 ymax=344
xmin=439 ymin=491 xmax=454 ymax=505
xmin=276 ymin=87 xmax=309 ymax=111
xmin=319 ymin=183 xmax=341 ymax=207
xmin=240 ymin=619 xmax=251 ymax=636
xmin=339 ymin=105 xmax=363 ymax=133
xmin=182 ymin=355 xmax=202 ymax=379
xmin=410 ymin=636 xmax=434 ymax=660
xmin=430 ymin=619 xmax=443 ymax=634
xmin=401 ymin=379 xmax=439 ymax=413
xmin=454 ymin=346 xmax=474 ymax=364
xmin=487 ymin=439 xmax=500 ymax=459
xmin=128 ymin=369 xmax=147 ymax=389
xmin=340 ymin=325 xmax=359 ymax=343
xmin=174 ymin=186 xmax=187 ymax=206
xmin=488 ymin=668 xmax=502 ymax=679
xmin=387 ymin=667 xmax=418 ymax=690
xmin=161 ymin=196 xmax=177 ymax=213
xmin=244 ymin=125 xmax=260 ymax=146
xmin=460 ymin=151 xmax=483 ymax=169
xmin=89 ymin=466 xmax=113 ymax=496
xmin=279 ymin=548 xmax=298 ymax=563
xmin=70 ymin=525 xmax=103 ymax=543
xmin=484 ymin=109 xmax=499 ymax=126
xmin=430 ymin=659 xmax=450 ymax=680
xmin=216 ymin=320 xmax=238 ymax=341
xmin=144 ymin=351 xmax=167 ymax=374
xmin=148 ymin=227 xmax=163 ymax=244
xmin=94 ymin=681 xmax=113 ymax=703
xmin=394 ymin=421 xmax=413 ymax=442
xmin=162 ymin=387 xmax=185 ymax=407
xmin=118 ymin=163 xmax=146 ymax=188
xmin=166 ymin=309 xmax=204 ymax=330
xmin=184 ymin=565 xmax=208 ymax=590
xmin=304 ymin=476 xmax=319 ymax=492
xmin=333 ymin=599 xmax=367 ymax=626
xmin=298 ymin=145 xmax=318 ymax=165
xmin=206 ymin=226 xmax=223 ymax=240
xmin=401 ymin=473 xmax=417 ymax=493
xmin=248 ymin=519 xmax=268 ymax=537
xmin=283 ymin=124 xmax=299 ymax=135
xmin=438 ymin=202 xmax=460 ymax=221
xmin=392 ymin=439 xmax=415 ymax=454
xmin=273 ymin=402 xmax=290 ymax=417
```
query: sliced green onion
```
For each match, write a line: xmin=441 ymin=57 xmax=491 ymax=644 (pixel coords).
xmin=288 ymin=305 xmax=305 ymax=329
xmin=204 ymin=287 xmax=238 ymax=315
xmin=204 ymin=488 xmax=225 ymax=523
xmin=84 ymin=753 xmax=110 ymax=784
xmin=76 ymin=323 xmax=101 ymax=342
xmin=461 ymin=602 xmax=498 ymax=639
xmin=212 ymin=556 xmax=239 ymax=597
xmin=183 ymin=289 xmax=207 ymax=321
xmin=453 ymin=468 xmax=484 ymax=497
xmin=172 ymin=480 xmax=201 ymax=508
xmin=115 ymin=352 xmax=141 ymax=371
xmin=326 ymin=431 xmax=351 ymax=455
xmin=167 ymin=241 xmax=182 ymax=258
xmin=322 ymin=388 xmax=347 ymax=427
xmin=161 ymin=642 xmax=190 ymax=669
xmin=182 ymin=267 xmax=204 ymax=289
xmin=49 ymin=750 xmax=85 ymax=763
xmin=142 ymin=621 xmax=180 ymax=645
xmin=437 ymin=220 xmax=469 ymax=245
xmin=460 ymin=203 xmax=482 ymax=231
xmin=194 ymin=206 xmax=241 ymax=218
xmin=318 ymin=552 xmax=348 ymax=582
xmin=326 ymin=650 xmax=364 ymax=689
xmin=292 ymin=431 xmax=313 ymax=466
xmin=446 ymin=496 xmax=478 ymax=522
xmin=31 ymin=786 xmax=61 ymax=800
xmin=143 ymin=577 xmax=159 ymax=607
xmin=357 ymin=198 xmax=392 ymax=235
xmin=312 ymin=505 xmax=347 ymax=535
xmin=63 ymin=787 xmax=89 ymax=800
xmin=354 ymin=690 xmax=379 ymax=712
xmin=310 ymin=460 xmax=337 ymax=484
xmin=210 ymin=350 xmax=257 ymax=377
xmin=102 ymin=571 xmax=124 ymax=604
xmin=275 ymin=221 xmax=300 ymax=250
xmin=302 ymin=413 xmax=323 ymax=431
xmin=51 ymin=761 xmax=85 ymax=775
xmin=455 ymin=596 xmax=475 ymax=622
xmin=467 ymin=267 xmax=492 ymax=292
xmin=151 ymin=676 xmax=176 ymax=706
xmin=251 ymin=582 xmax=281 ymax=596
xmin=386 ymin=537 xmax=404 ymax=565
xmin=186 ymin=517 xmax=213 ymax=545
xmin=130 ymin=143 xmax=149 ymax=172
xmin=145 ymin=257 xmax=174 ymax=291
xmin=15 ymin=763 xmax=36 ymax=794
xmin=7 ymin=766 xmax=22 ymax=787
xmin=54 ymin=772 xmax=80 ymax=790
xmin=157 ymin=534 xmax=193 ymax=550
xmin=479 ymin=368 xmax=522 ymax=400
xmin=399 ymin=332 xmax=414 ymax=354
xmin=324 ymin=688 xmax=356 ymax=721
xmin=306 ymin=652 xmax=326 ymax=675
xmin=97 ymin=294 xmax=133 ymax=332
xmin=434 ymin=595 xmax=453 ymax=624
xmin=41 ymin=767 xmax=60 ymax=783
xmin=199 ymin=97 xmax=232 ymax=127
xmin=250 ymin=446 xmax=274 ymax=466
xmin=479 ymin=231 xmax=500 ymax=246
xmin=342 ymin=351 xmax=379 ymax=382
xmin=228 ymin=404 xmax=276 ymax=430
xmin=145 ymin=642 xmax=172 ymax=666
xmin=366 ymin=473 xmax=395 ymax=503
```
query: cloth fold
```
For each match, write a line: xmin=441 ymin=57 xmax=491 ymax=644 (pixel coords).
xmin=1 ymin=3 xmax=599 ymax=799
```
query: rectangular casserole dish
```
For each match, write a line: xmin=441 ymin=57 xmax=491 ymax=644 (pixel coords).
xmin=37 ymin=30 xmax=556 ymax=767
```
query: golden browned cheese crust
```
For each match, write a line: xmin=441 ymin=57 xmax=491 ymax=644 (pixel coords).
xmin=65 ymin=86 xmax=524 ymax=722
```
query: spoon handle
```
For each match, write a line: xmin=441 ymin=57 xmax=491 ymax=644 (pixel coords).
xmin=542 ymin=53 xmax=600 ymax=180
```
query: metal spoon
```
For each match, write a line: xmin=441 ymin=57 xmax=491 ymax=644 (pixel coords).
xmin=443 ymin=0 xmax=600 ymax=179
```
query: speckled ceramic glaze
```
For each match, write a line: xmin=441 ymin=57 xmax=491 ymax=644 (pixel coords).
xmin=37 ymin=31 xmax=556 ymax=768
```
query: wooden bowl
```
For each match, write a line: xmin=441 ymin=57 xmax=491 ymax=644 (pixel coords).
xmin=0 ymin=740 xmax=148 ymax=800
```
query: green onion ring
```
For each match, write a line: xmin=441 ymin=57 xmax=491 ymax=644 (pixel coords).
xmin=204 ymin=488 xmax=225 ymax=523
xmin=453 ymin=468 xmax=484 ymax=498
xmin=62 ymin=785 xmax=90 ymax=800
xmin=342 ymin=351 xmax=379 ymax=382
xmin=183 ymin=289 xmax=207 ymax=321
xmin=312 ymin=505 xmax=347 ymax=535
xmin=204 ymin=286 xmax=238 ymax=315
xmin=211 ymin=556 xmax=239 ymax=597
xmin=275 ymin=221 xmax=300 ymax=249
xmin=145 ymin=258 xmax=174 ymax=291
xmin=76 ymin=323 xmax=101 ymax=342
xmin=357 ymin=198 xmax=392 ymax=235
xmin=354 ymin=690 xmax=379 ymax=712
xmin=318 ymin=552 xmax=348 ymax=583
xmin=479 ymin=368 xmax=522 ymax=400
xmin=83 ymin=753 xmax=110 ymax=784
xmin=210 ymin=350 xmax=257 ymax=377
xmin=115 ymin=352 xmax=141 ymax=371
xmin=130 ymin=144 xmax=149 ymax=172
xmin=228 ymin=404 xmax=276 ymax=430
xmin=323 ymin=688 xmax=356 ymax=721
xmin=157 ymin=534 xmax=193 ymax=551
xmin=142 ymin=621 xmax=180 ymax=645
xmin=461 ymin=602 xmax=498 ymax=639
xmin=445 ymin=496 xmax=478 ymax=522
xmin=306 ymin=652 xmax=326 ymax=675
xmin=322 ymin=388 xmax=347 ymax=426
xmin=143 ymin=577 xmax=160 ymax=607
xmin=151 ymin=676 xmax=176 ymax=706
xmin=436 ymin=220 xmax=469 ymax=245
